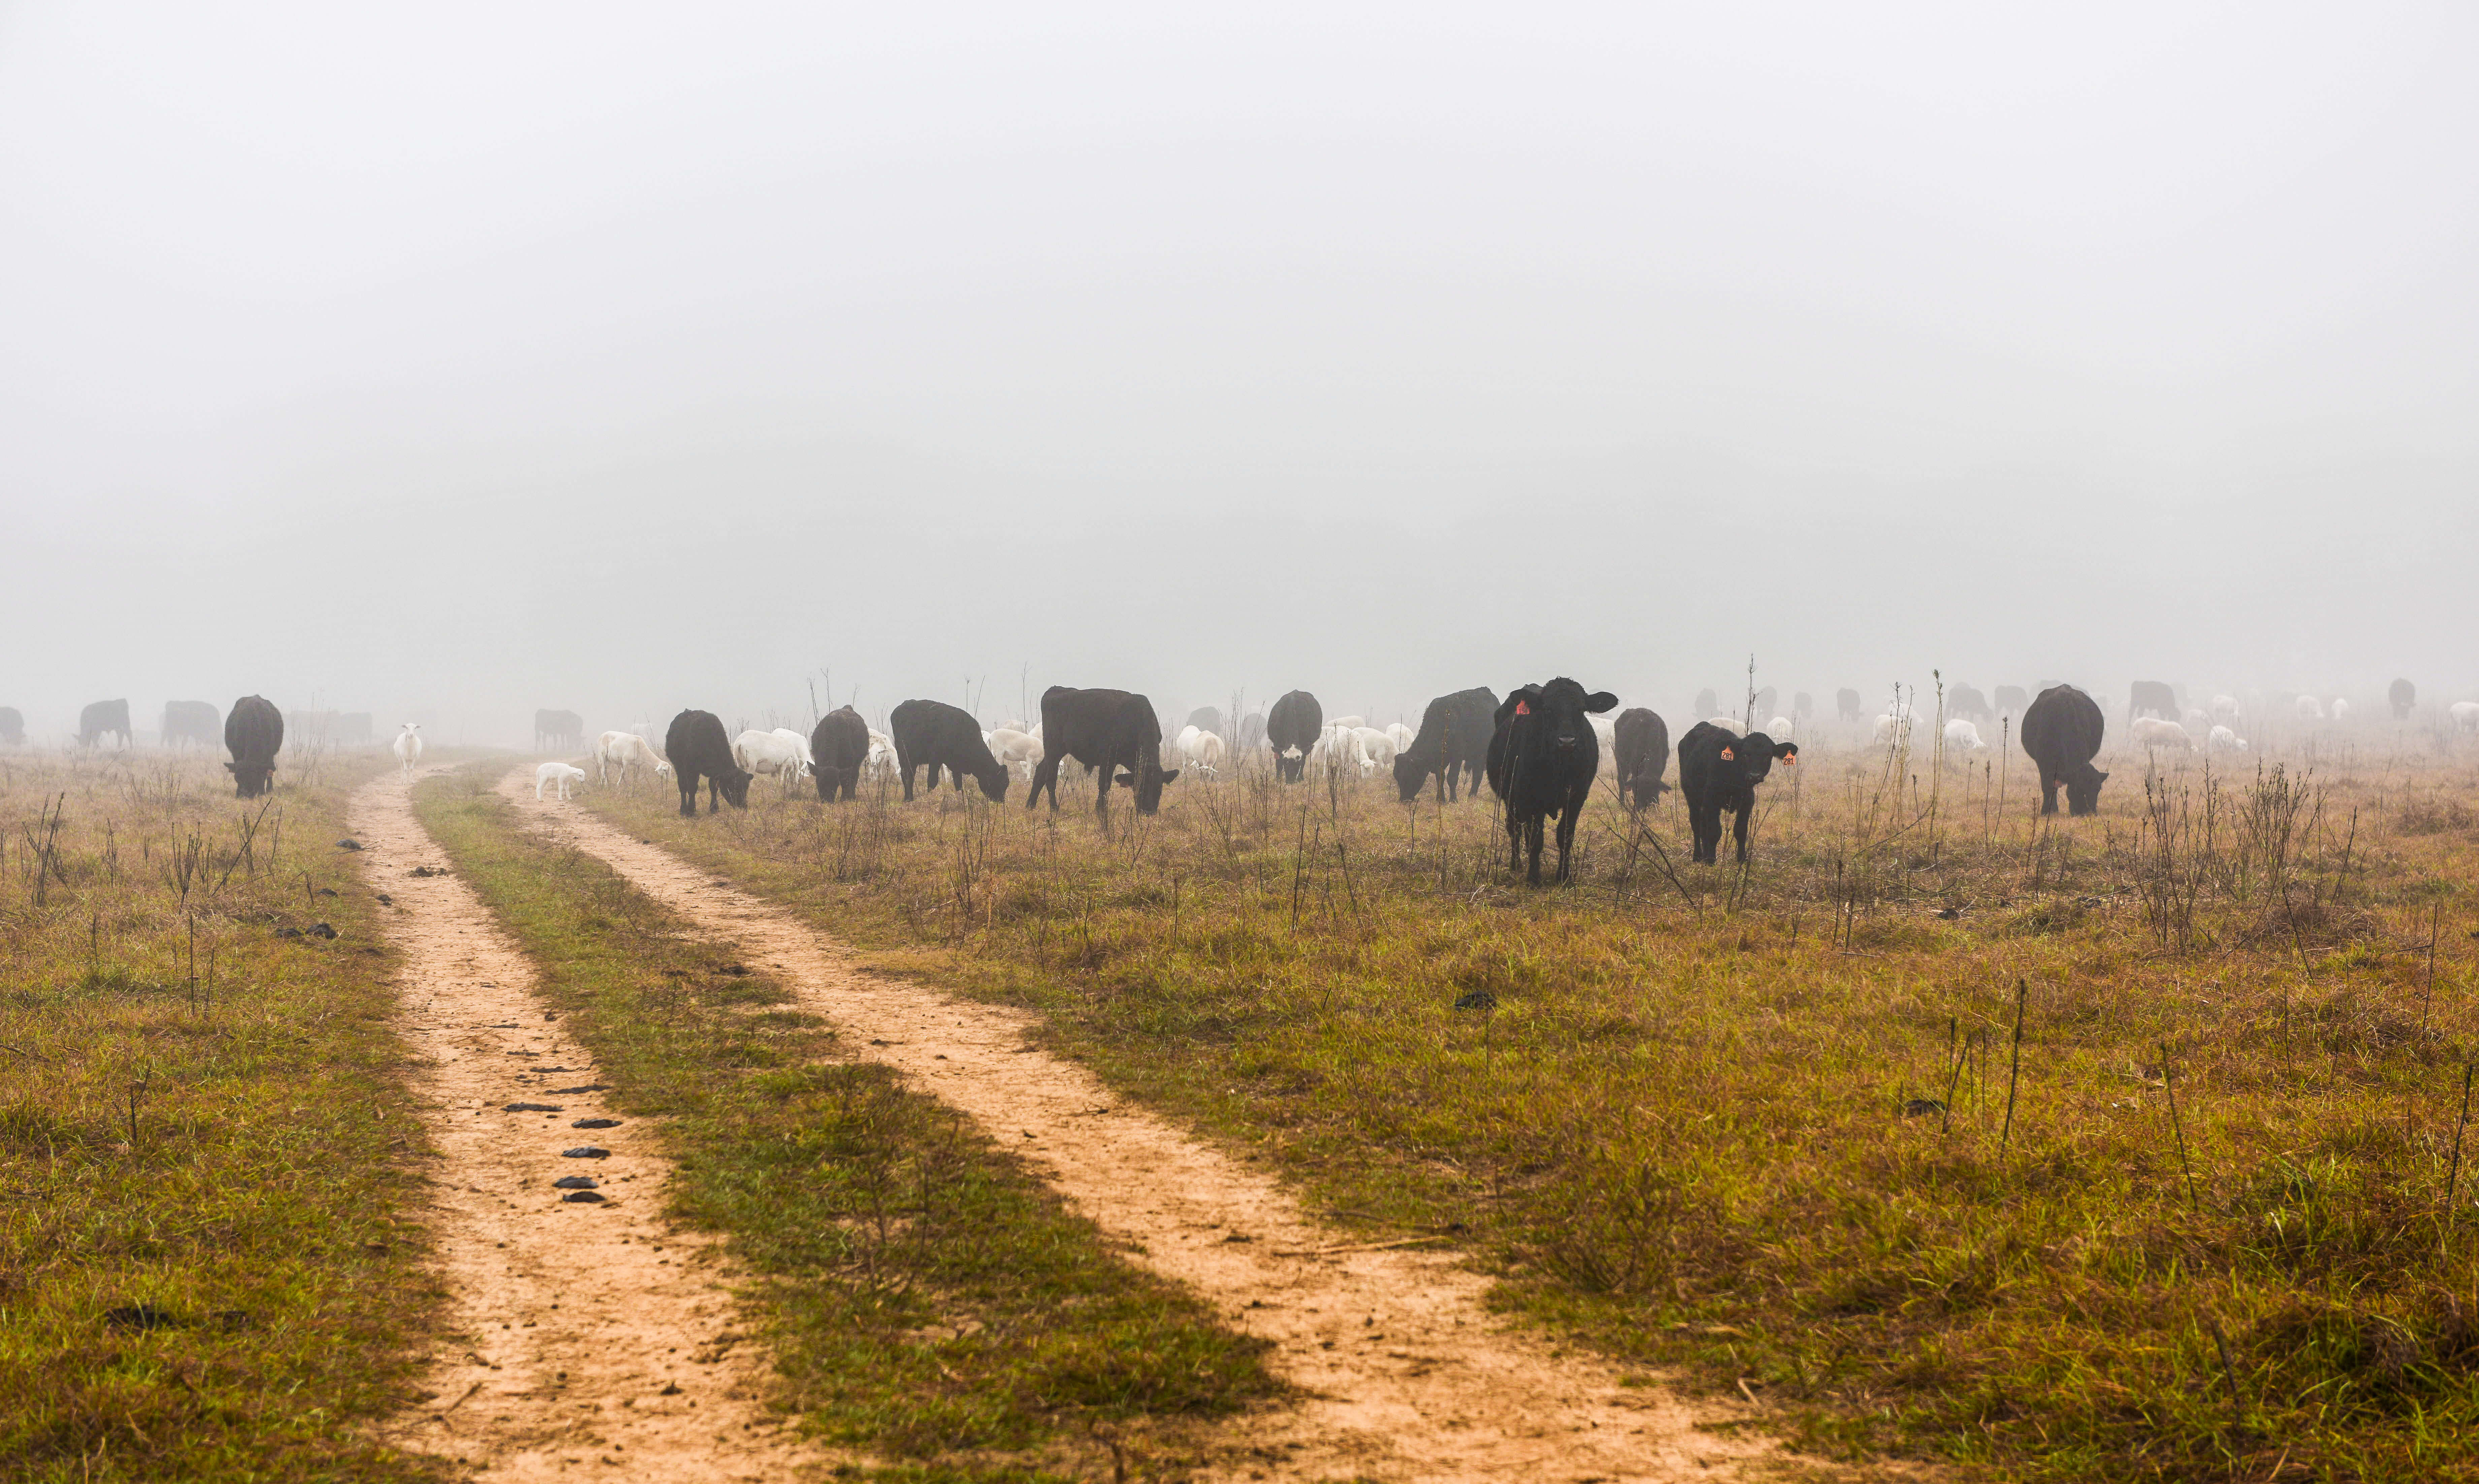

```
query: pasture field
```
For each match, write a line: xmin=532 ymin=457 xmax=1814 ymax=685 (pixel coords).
xmin=579 ymin=714 xmax=2479 ymax=1482
xmin=0 ymin=747 xmax=443 ymax=1481
xmin=410 ymin=764 xmax=1279 ymax=1479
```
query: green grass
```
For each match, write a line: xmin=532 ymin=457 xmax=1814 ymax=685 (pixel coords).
xmin=411 ymin=764 xmax=1277 ymax=1480
xmin=0 ymin=748 xmax=445 ymax=1482
xmin=579 ymin=733 xmax=2479 ymax=1481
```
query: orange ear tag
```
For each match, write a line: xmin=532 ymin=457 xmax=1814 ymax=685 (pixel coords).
xmin=1782 ymin=754 xmax=1795 ymax=765
xmin=1719 ymin=746 xmax=1735 ymax=760
xmin=1515 ymin=700 xmax=1530 ymax=715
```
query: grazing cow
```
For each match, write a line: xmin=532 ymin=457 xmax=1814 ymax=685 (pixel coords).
xmin=1793 ymin=691 xmax=1813 ymax=720
xmin=1266 ymin=690 xmax=1323 ymax=783
xmin=535 ymin=761 xmax=587 ymax=801
xmin=2127 ymin=681 xmax=2178 ymax=722
xmin=1185 ymin=706 xmax=1224 ymax=738
xmin=891 ymin=699 xmax=1010 ymax=801
xmin=161 ymin=700 xmax=220 ymax=748
xmin=78 ymin=699 xmax=132 ymax=749
xmin=2020 ymin=685 xmax=2107 ymax=816
xmin=2391 ymin=678 xmax=2417 ymax=719
xmin=1393 ymin=687 xmax=1499 ymax=803
xmin=1349 ymin=726 xmax=1396 ymax=774
xmin=1026 ymin=686 xmax=1179 ymax=821
xmin=1612 ymin=707 xmax=1671 ymax=807
xmin=1484 ymin=678 xmax=1618 ymax=884
xmin=2130 ymin=716 xmax=2194 ymax=751
xmin=391 ymin=723 xmax=423 ymax=776
xmin=1182 ymin=728 xmax=1229 ymax=777
xmin=1945 ymin=719 xmax=1991 ymax=754
xmin=2208 ymin=724 xmax=2249 ymax=752
xmin=223 ymin=695 xmax=284 ymax=798
xmin=1995 ymin=685 xmax=2029 ymax=716
xmin=0 ymin=706 xmax=22 ymax=747
xmin=593 ymin=729 xmax=666 ymax=785
xmin=809 ymin=706 xmax=870 ymax=801
xmin=2449 ymin=701 xmax=2479 ymax=732
xmin=1949 ymin=685 xmax=1993 ymax=722
xmin=1694 ymin=688 xmax=1720 ymax=720
xmin=1751 ymin=687 xmax=1777 ymax=724
xmin=1872 ymin=711 xmax=1910 ymax=747
xmin=987 ymin=727 xmax=1044 ymax=782
xmin=734 ymin=729 xmax=810 ymax=791
xmin=1836 ymin=688 xmax=1863 ymax=723
xmin=1675 ymin=721 xmax=1797 ymax=864
xmin=665 ymin=710 xmax=751 ymax=815
xmin=1237 ymin=712 xmax=1267 ymax=753
xmin=2294 ymin=695 xmax=2325 ymax=720
xmin=535 ymin=708 xmax=584 ymax=753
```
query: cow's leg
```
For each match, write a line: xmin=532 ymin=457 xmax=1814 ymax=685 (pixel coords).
xmin=1026 ymin=755 xmax=1059 ymax=811
xmin=899 ymin=760 xmax=918 ymax=802
xmin=1691 ymin=801 xmax=1719 ymax=863
xmin=1093 ymin=765 xmax=1113 ymax=830
xmin=1524 ymin=814 xmax=1545 ymax=885
xmin=1554 ymin=802 xmax=1579 ymax=883
xmin=1732 ymin=803 xmax=1752 ymax=862
xmin=677 ymin=770 xmax=698 ymax=818
xmin=2036 ymin=764 xmax=2058 ymax=816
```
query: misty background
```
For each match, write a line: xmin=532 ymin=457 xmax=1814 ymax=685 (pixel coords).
xmin=4 ymin=4 xmax=2475 ymax=744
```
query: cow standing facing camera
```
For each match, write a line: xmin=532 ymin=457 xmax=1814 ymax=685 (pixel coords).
xmin=1676 ymin=721 xmax=1798 ymax=864
xmin=1484 ymin=678 xmax=1617 ymax=885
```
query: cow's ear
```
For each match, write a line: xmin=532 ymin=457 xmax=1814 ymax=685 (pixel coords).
xmin=1160 ymin=769 xmax=1180 ymax=784
xmin=1116 ymin=771 xmax=1137 ymax=786
xmin=2093 ymin=769 xmax=2110 ymax=783
xmin=1775 ymin=741 xmax=1799 ymax=762
xmin=1584 ymin=691 xmax=1619 ymax=713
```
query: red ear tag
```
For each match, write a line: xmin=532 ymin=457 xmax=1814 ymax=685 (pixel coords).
xmin=1515 ymin=700 xmax=1530 ymax=715
xmin=1783 ymin=754 xmax=1796 ymax=765
xmin=1719 ymin=746 xmax=1735 ymax=760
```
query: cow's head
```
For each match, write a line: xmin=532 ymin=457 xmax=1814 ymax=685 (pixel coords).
xmin=1119 ymin=759 xmax=1181 ymax=813
xmin=717 ymin=766 xmax=753 ymax=809
xmin=2064 ymin=761 xmax=2108 ymax=816
xmin=225 ymin=759 xmax=275 ymax=799
xmin=975 ymin=763 xmax=1010 ymax=802
xmin=1719 ymin=731 xmax=1799 ymax=784
xmin=1392 ymin=752 xmax=1427 ymax=801
xmin=1495 ymin=679 xmax=1619 ymax=756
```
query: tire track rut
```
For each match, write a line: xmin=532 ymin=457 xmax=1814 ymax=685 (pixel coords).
xmin=512 ymin=772 xmax=1770 ymax=1483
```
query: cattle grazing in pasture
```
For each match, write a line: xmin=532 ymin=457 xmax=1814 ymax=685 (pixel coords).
xmin=987 ymin=727 xmax=1044 ymax=781
xmin=1793 ymin=691 xmax=1813 ymax=720
xmin=2129 ymin=716 xmax=2195 ymax=751
xmin=1612 ymin=707 xmax=1671 ymax=807
xmin=1995 ymin=685 xmax=2029 ymax=716
xmin=1694 ymin=688 xmax=1720 ymax=720
xmin=535 ymin=761 xmax=587 ymax=800
xmin=1873 ymin=712 xmax=1911 ymax=747
xmin=534 ymin=708 xmax=585 ymax=753
xmin=1750 ymin=688 xmax=1777 ymax=725
xmin=1237 ymin=711 xmax=1266 ymax=753
xmin=1180 ymin=728 xmax=1229 ymax=777
xmin=865 ymin=730 xmax=900 ymax=782
xmin=2020 ymin=685 xmax=2107 ymax=816
xmin=2127 ymin=681 xmax=2178 ymax=722
xmin=665 ymin=710 xmax=751 ymax=815
xmin=160 ymin=700 xmax=221 ymax=748
xmin=1393 ymin=687 xmax=1499 ymax=802
xmin=733 ymin=729 xmax=811 ymax=793
xmin=224 ymin=695 xmax=284 ymax=798
xmin=1676 ymin=721 xmax=1797 ymax=865
xmin=2450 ymin=701 xmax=2479 ymax=732
xmin=594 ymin=729 xmax=668 ymax=786
xmin=1266 ymin=690 xmax=1323 ymax=783
xmin=2391 ymin=679 xmax=2417 ymax=718
xmin=0 ymin=706 xmax=22 ymax=747
xmin=1185 ymin=706 xmax=1224 ymax=738
xmin=79 ymin=699 xmax=132 ymax=749
xmin=1026 ymin=687 xmax=1179 ymax=821
xmin=1349 ymin=726 xmax=1396 ymax=774
xmin=809 ymin=706 xmax=870 ymax=801
xmin=391 ymin=723 xmax=424 ymax=776
xmin=2208 ymin=724 xmax=2249 ymax=752
xmin=1949 ymin=685 xmax=1992 ymax=722
xmin=1484 ymin=678 xmax=1618 ymax=884
xmin=891 ymin=698 xmax=1011 ymax=801
xmin=1943 ymin=719 xmax=1988 ymax=753
xmin=2294 ymin=695 xmax=2325 ymax=720
xmin=1836 ymin=688 xmax=1863 ymax=722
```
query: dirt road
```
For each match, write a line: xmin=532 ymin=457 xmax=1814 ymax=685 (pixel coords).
xmin=511 ymin=773 xmax=1768 ymax=1483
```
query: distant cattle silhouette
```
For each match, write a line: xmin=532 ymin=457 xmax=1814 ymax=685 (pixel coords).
xmin=1836 ymin=688 xmax=1863 ymax=722
xmin=1394 ymin=687 xmax=1498 ymax=802
xmin=536 ymin=708 xmax=585 ymax=753
xmin=809 ymin=706 xmax=870 ymax=802
xmin=224 ymin=696 xmax=284 ymax=798
xmin=1185 ymin=706 xmax=1224 ymax=738
xmin=891 ymin=698 xmax=1008 ymax=801
xmin=1237 ymin=711 xmax=1266 ymax=753
xmin=1948 ymin=685 xmax=1992 ymax=722
xmin=665 ymin=710 xmax=751 ymax=816
xmin=1792 ymin=691 xmax=1813 ymax=720
xmin=1694 ymin=688 xmax=1719 ymax=719
xmin=161 ymin=700 xmax=220 ymax=748
xmin=1994 ymin=685 xmax=2028 ymax=716
xmin=78 ymin=699 xmax=131 ymax=749
xmin=2391 ymin=678 xmax=2417 ymax=718
xmin=1026 ymin=686 xmax=1178 ymax=821
xmin=0 ymin=707 xmax=22 ymax=746
xmin=1485 ymin=678 xmax=1617 ymax=884
xmin=1265 ymin=690 xmax=1323 ymax=783
xmin=1611 ymin=707 xmax=1671 ymax=808
xmin=2022 ymin=685 xmax=2108 ymax=816
xmin=2127 ymin=682 xmax=2178 ymax=722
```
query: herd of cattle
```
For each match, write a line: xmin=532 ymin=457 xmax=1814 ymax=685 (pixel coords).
xmin=12 ymin=675 xmax=2476 ymax=887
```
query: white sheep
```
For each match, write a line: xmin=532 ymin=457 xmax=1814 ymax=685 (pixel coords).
xmin=593 ymin=729 xmax=666 ymax=785
xmin=733 ymin=728 xmax=810 ymax=789
xmin=2130 ymin=716 xmax=2195 ymax=751
xmin=1181 ymin=728 xmax=1228 ymax=777
xmin=1349 ymin=726 xmax=1396 ymax=775
xmin=2211 ymin=694 xmax=2240 ymax=721
xmin=1384 ymin=722 xmax=1413 ymax=752
xmin=391 ymin=723 xmax=423 ymax=776
xmin=1708 ymin=715 xmax=1747 ymax=736
xmin=2295 ymin=695 xmax=2325 ymax=720
xmin=2450 ymin=701 xmax=2479 ymax=732
xmin=2329 ymin=698 xmax=2350 ymax=720
xmin=1870 ymin=713 xmax=1910 ymax=746
xmin=1766 ymin=715 xmax=1796 ymax=738
xmin=2207 ymin=724 xmax=2248 ymax=753
xmin=1327 ymin=715 xmax=1365 ymax=732
xmin=988 ymin=727 xmax=1044 ymax=781
xmin=1943 ymin=719 xmax=1987 ymax=753
xmin=535 ymin=760 xmax=587 ymax=801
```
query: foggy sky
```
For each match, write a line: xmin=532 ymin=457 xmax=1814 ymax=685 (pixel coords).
xmin=5 ymin=3 xmax=2476 ymax=743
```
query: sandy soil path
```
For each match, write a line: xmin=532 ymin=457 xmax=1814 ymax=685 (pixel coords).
xmin=513 ymin=774 xmax=1771 ymax=1483
xmin=350 ymin=770 xmax=825 ymax=1482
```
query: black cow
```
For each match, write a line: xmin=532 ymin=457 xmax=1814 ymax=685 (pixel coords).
xmin=1836 ymin=688 xmax=1863 ymax=722
xmin=2391 ymin=678 xmax=2417 ymax=719
xmin=1949 ymin=685 xmax=1992 ymax=722
xmin=2021 ymin=684 xmax=2108 ymax=816
xmin=1237 ymin=711 xmax=1266 ymax=754
xmin=1751 ymin=686 xmax=1777 ymax=723
xmin=0 ymin=706 xmax=22 ymax=747
xmin=665 ymin=710 xmax=751 ymax=816
xmin=2127 ymin=681 xmax=2178 ymax=722
xmin=1694 ymin=688 xmax=1720 ymax=719
xmin=79 ymin=699 xmax=131 ymax=749
xmin=1611 ymin=707 xmax=1671 ymax=808
xmin=1265 ymin=690 xmax=1323 ymax=783
xmin=809 ymin=706 xmax=869 ymax=802
xmin=1026 ymin=687 xmax=1179 ymax=821
xmin=223 ymin=695 xmax=284 ymax=798
xmin=1483 ymin=678 xmax=1617 ymax=884
xmin=890 ymin=699 xmax=1008 ymax=801
xmin=1185 ymin=705 xmax=1224 ymax=737
xmin=1676 ymin=722 xmax=1798 ymax=865
xmin=536 ymin=708 xmax=585 ymax=753
xmin=1393 ymin=687 xmax=1498 ymax=802
xmin=161 ymin=700 xmax=221 ymax=748
xmin=1994 ymin=685 xmax=2028 ymax=716
xmin=1793 ymin=691 xmax=1813 ymax=720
